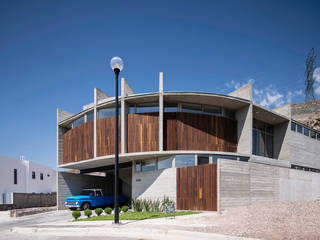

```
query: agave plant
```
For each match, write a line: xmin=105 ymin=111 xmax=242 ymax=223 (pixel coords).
xmin=142 ymin=199 xmax=152 ymax=212
xmin=151 ymin=199 xmax=161 ymax=212
xmin=161 ymin=195 xmax=175 ymax=213
xmin=132 ymin=198 xmax=143 ymax=212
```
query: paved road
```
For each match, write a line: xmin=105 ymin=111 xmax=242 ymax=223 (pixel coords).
xmin=0 ymin=210 xmax=70 ymax=232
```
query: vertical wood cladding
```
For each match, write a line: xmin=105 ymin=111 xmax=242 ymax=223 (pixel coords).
xmin=97 ymin=116 xmax=121 ymax=156
xmin=62 ymin=121 xmax=93 ymax=164
xmin=177 ymin=164 xmax=217 ymax=211
xmin=164 ymin=112 xmax=237 ymax=152
xmin=127 ymin=113 xmax=159 ymax=153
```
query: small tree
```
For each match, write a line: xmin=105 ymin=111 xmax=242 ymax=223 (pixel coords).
xmin=95 ymin=208 xmax=103 ymax=216
xmin=72 ymin=211 xmax=81 ymax=220
xmin=84 ymin=209 xmax=92 ymax=218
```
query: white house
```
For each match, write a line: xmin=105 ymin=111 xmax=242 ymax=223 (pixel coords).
xmin=0 ymin=155 xmax=56 ymax=204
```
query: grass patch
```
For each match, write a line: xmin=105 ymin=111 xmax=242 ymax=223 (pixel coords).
xmin=74 ymin=211 xmax=199 ymax=221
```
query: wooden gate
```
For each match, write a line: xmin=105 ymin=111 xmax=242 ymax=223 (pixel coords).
xmin=176 ymin=164 xmax=217 ymax=211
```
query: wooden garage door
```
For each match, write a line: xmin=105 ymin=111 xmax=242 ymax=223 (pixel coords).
xmin=176 ymin=164 xmax=217 ymax=211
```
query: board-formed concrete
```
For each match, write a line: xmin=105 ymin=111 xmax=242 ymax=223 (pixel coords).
xmin=132 ymin=167 xmax=176 ymax=203
xmin=219 ymin=159 xmax=320 ymax=210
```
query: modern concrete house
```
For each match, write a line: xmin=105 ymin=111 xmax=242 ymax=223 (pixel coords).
xmin=57 ymin=73 xmax=320 ymax=211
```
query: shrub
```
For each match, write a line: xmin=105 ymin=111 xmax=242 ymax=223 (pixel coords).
xmin=104 ymin=207 xmax=112 ymax=215
xmin=95 ymin=208 xmax=103 ymax=216
xmin=84 ymin=209 xmax=92 ymax=218
xmin=132 ymin=199 xmax=143 ymax=212
xmin=121 ymin=205 xmax=129 ymax=213
xmin=72 ymin=211 xmax=81 ymax=220
xmin=151 ymin=199 xmax=161 ymax=212
xmin=142 ymin=199 xmax=152 ymax=212
xmin=161 ymin=196 xmax=174 ymax=212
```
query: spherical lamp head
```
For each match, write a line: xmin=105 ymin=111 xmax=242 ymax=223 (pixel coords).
xmin=110 ymin=56 xmax=124 ymax=72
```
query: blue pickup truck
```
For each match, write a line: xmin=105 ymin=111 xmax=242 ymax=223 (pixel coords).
xmin=65 ymin=189 xmax=127 ymax=210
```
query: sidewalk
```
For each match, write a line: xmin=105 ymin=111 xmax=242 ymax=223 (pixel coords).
xmin=9 ymin=212 xmax=260 ymax=240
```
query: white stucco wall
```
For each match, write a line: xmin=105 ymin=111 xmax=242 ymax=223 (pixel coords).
xmin=0 ymin=155 xmax=56 ymax=203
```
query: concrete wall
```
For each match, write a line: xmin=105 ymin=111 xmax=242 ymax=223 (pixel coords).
xmin=132 ymin=167 xmax=176 ymax=203
xmin=289 ymin=131 xmax=320 ymax=169
xmin=219 ymin=159 xmax=320 ymax=210
xmin=273 ymin=121 xmax=290 ymax=161
xmin=27 ymin=161 xmax=56 ymax=193
xmin=57 ymin=172 xmax=114 ymax=209
xmin=235 ymin=105 xmax=252 ymax=154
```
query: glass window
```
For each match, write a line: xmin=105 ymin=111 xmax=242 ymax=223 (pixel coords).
xmin=291 ymin=122 xmax=296 ymax=131
xmin=32 ymin=171 xmax=35 ymax=179
xmin=203 ymin=105 xmax=222 ymax=116
xmin=175 ymin=155 xmax=195 ymax=168
xmin=98 ymin=108 xmax=118 ymax=119
xmin=136 ymin=103 xmax=159 ymax=114
xmin=239 ymin=157 xmax=249 ymax=162
xmin=82 ymin=190 xmax=95 ymax=196
xmin=304 ymin=127 xmax=310 ymax=137
xmin=317 ymin=133 xmax=320 ymax=141
xmin=311 ymin=131 xmax=316 ymax=139
xmin=181 ymin=103 xmax=202 ymax=114
xmin=141 ymin=159 xmax=155 ymax=171
xmin=135 ymin=161 xmax=141 ymax=172
xmin=95 ymin=190 xmax=102 ymax=196
xmin=14 ymin=169 xmax=17 ymax=185
xmin=197 ymin=155 xmax=209 ymax=165
xmin=73 ymin=116 xmax=85 ymax=128
xmin=164 ymin=102 xmax=178 ymax=113
xmin=297 ymin=124 xmax=303 ymax=133
xmin=157 ymin=156 xmax=173 ymax=170
xmin=87 ymin=111 xmax=94 ymax=122
xmin=40 ymin=173 xmax=43 ymax=180
xmin=252 ymin=119 xmax=273 ymax=158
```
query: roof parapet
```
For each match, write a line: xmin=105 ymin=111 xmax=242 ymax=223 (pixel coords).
xmin=121 ymin=78 xmax=134 ymax=97
xmin=94 ymin=88 xmax=109 ymax=105
xmin=57 ymin=108 xmax=74 ymax=123
xmin=228 ymin=83 xmax=252 ymax=101
xmin=273 ymin=104 xmax=292 ymax=119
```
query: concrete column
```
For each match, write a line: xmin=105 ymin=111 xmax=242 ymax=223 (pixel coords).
xmin=94 ymin=89 xmax=98 ymax=158
xmin=57 ymin=109 xmax=73 ymax=166
xmin=194 ymin=154 xmax=198 ymax=166
xmin=159 ymin=72 xmax=164 ymax=151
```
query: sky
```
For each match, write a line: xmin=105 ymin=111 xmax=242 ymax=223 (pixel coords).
xmin=1 ymin=0 xmax=320 ymax=169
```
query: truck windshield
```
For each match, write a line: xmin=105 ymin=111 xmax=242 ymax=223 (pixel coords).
xmin=81 ymin=190 xmax=95 ymax=196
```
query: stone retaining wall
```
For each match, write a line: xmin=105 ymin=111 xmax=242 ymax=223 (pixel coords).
xmin=12 ymin=192 xmax=56 ymax=209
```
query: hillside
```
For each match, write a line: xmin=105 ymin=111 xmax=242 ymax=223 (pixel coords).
xmin=291 ymin=100 xmax=320 ymax=131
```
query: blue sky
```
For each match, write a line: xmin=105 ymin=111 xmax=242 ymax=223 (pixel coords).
xmin=1 ymin=0 xmax=320 ymax=168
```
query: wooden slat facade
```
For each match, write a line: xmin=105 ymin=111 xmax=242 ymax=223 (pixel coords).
xmin=62 ymin=121 xmax=93 ymax=164
xmin=176 ymin=164 xmax=217 ymax=211
xmin=97 ymin=116 xmax=121 ymax=157
xmin=164 ymin=112 xmax=237 ymax=152
xmin=127 ymin=113 xmax=159 ymax=153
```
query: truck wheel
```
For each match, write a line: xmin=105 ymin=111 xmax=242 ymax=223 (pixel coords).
xmin=81 ymin=202 xmax=91 ymax=210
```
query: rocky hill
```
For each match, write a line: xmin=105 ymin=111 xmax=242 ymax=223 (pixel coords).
xmin=291 ymin=100 xmax=320 ymax=131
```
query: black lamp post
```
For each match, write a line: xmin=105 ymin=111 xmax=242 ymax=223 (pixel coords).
xmin=110 ymin=56 xmax=124 ymax=224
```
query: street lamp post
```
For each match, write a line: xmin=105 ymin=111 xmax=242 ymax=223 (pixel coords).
xmin=110 ymin=56 xmax=124 ymax=224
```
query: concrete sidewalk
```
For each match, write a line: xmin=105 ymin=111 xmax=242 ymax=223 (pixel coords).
xmin=8 ymin=212 xmax=260 ymax=240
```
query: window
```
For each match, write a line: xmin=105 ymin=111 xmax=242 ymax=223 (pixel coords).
xmin=95 ymin=190 xmax=102 ymax=196
xmin=135 ymin=103 xmax=159 ymax=114
xmin=297 ymin=124 xmax=303 ymax=133
xmin=203 ymin=105 xmax=222 ymax=116
xmin=157 ymin=156 xmax=173 ymax=170
xmin=32 ymin=171 xmax=35 ymax=179
xmin=86 ymin=111 xmax=94 ymax=122
xmin=164 ymin=102 xmax=178 ymax=113
xmin=181 ymin=103 xmax=202 ymax=114
xmin=239 ymin=157 xmax=249 ymax=162
xmin=14 ymin=169 xmax=17 ymax=184
xmin=304 ymin=127 xmax=310 ymax=137
xmin=141 ymin=159 xmax=155 ymax=172
xmin=81 ymin=190 xmax=95 ymax=196
xmin=135 ymin=161 xmax=141 ymax=172
xmin=40 ymin=173 xmax=43 ymax=180
xmin=47 ymin=174 xmax=50 ymax=177
xmin=175 ymin=155 xmax=195 ymax=168
xmin=317 ymin=133 xmax=320 ymax=141
xmin=73 ymin=116 xmax=85 ymax=128
xmin=197 ymin=155 xmax=209 ymax=165
xmin=291 ymin=122 xmax=296 ymax=131
xmin=311 ymin=131 xmax=316 ymax=139
xmin=252 ymin=119 xmax=273 ymax=158
xmin=98 ymin=107 xmax=119 ymax=119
